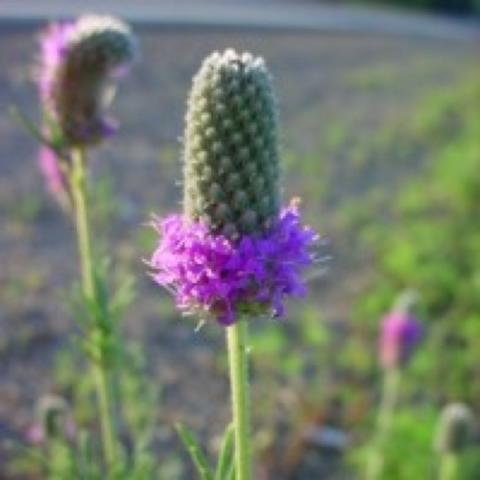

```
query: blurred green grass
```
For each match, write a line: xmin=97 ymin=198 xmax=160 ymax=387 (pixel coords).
xmin=245 ymin=67 xmax=480 ymax=477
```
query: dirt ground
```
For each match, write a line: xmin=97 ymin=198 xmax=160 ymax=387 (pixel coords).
xmin=0 ymin=24 xmax=478 ymax=478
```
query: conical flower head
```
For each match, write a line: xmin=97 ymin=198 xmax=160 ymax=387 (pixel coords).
xmin=39 ymin=14 xmax=136 ymax=147
xmin=149 ymin=50 xmax=318 ymax=326
xmin=434 ymin=403 xmax=475 ymax=454
xmin=183 ymin=49 xmax=280 ymax=238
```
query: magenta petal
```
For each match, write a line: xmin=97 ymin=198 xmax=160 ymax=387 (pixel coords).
xmin=379 ymin=311 xmax=423 ymax=369
xmin=148 ymin=204 xmax=318 ymax=326
xmin=38 ymin=22 xmax=74 ymax=103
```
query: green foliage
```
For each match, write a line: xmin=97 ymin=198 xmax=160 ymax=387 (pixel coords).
xmin=354 ymin=406 xmax=480 ymax=479
xmin=174 ymin=422 xmax=235 ymax=480
xmin=89 ymin=174 xmax=121 ymax=235
xmin=67 ymin=257 xmax=133 ymax=369
xmin=175 ymin=423 xmax=214 ymax=480
xmin=246 ymin=68 xmax=480 ymax=477
xmin=343 ymin=74 xmax=480 ymax=478
xmin=358 ymin=78 xmax=480 ymax=401
xmin=43 ymin=339 xmax=162 ymax=480
xmin=355 ymin=406 xmax=437 ymax=479
xmin=215 ymin=424 xmax=235 ymax=480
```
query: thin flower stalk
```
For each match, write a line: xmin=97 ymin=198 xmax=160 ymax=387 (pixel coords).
xmin=365 ymin=367 xmax=400 ymax=480
xmin=70 ymin=148 xmax=116 ymax=469
xmin=226 ymin=320 xmax=251 ymax=480
xmin=438 ymin=454 xmax=459 ymax=480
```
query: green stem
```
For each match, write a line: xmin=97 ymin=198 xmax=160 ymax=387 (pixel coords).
xmin=92 ymin=362 xmax=116 ymax=472
xmin=438 ymin=453 xmax=458 ymax=480
xmin=70 ymin=149 xmax=116 ymax=471
xmin=71 ymin=150 xmax=94 ymax=299
xmin=226 ymin=320 xmax=251 ymax=480
xmin=366 ymin=368 xmax=401 ymax=480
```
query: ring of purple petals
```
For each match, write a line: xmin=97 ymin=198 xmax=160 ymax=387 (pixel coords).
xmin=149 ymin=201 xmax=318 ymax=326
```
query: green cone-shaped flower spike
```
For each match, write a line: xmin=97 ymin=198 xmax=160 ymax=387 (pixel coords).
xmin=52 ymin=15 xmax=136 ymax=146
xmin=183 ymin=49 xmax=281 ymax=238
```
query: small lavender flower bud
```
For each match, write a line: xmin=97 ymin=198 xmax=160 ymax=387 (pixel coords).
xmin=435 ymin=403 xmax=475 ymax=454
xmin=379 ymin=290 xmax=422 ymax=369
xmin=183 ymin=49 xmax=280 ymax=237
xmin=42 ymin=15 xmax=136 ymax=147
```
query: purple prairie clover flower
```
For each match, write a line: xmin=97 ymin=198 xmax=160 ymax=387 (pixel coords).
xmin=149 ymin=50 xmax=319 ymax=325
xmin=379 ymin=309 xmax=422 ymax=369
xmin=37 ymin=14 xmax=136 ymax=148
xmin=149 ymin=200 xmax=318 ymax=325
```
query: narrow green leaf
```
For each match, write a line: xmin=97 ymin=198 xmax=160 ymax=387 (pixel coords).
xmin=215 ymin=423 xmax=235 ymax=480
xmin=9 ymin=105 xmax=62 ymax=153
xmin=175 ymin=423 xmax=213 ymax=480
xmin=75 ymin=429 xmax=101 ymax=479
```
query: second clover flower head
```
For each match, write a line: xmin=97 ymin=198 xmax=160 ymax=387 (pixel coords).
xmin=36 ymin=14 xmax=136 ymax=203
xmin=38 ymin=14 xmax=137 ymax=148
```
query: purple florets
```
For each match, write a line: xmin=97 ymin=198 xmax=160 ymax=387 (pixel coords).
xmin=38 ymin=22 xmax=74 ymax=105
xmin=37 ymin=23 xmax=73 ymax=202
xmin=379 ymin=311 xmax=422 ymax=369
xmin=149 ymin=202 xmax=318 ymax=326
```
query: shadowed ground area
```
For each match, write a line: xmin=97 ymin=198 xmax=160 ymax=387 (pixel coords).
xmin=0 ymin=20 xmax=478 ymax=478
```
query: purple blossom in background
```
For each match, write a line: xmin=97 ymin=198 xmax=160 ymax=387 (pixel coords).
xmin=37 ymin=16 xmax=136 ymax=147
xmin=35 ymin=16 xmax=136 ymax=203
xmin=379 ymin=310 xmax=422 ymax=369
xmin=149 ymin=201 xmax=318 ymax=326
xmin=37 ymin=23 xmax=72 ymax=202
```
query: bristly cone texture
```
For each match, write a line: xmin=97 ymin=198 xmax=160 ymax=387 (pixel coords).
xmin=183 ymin=49 xmax=280 ymax=238
xmin=40 ymin=14 xmax=136 ymax=147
